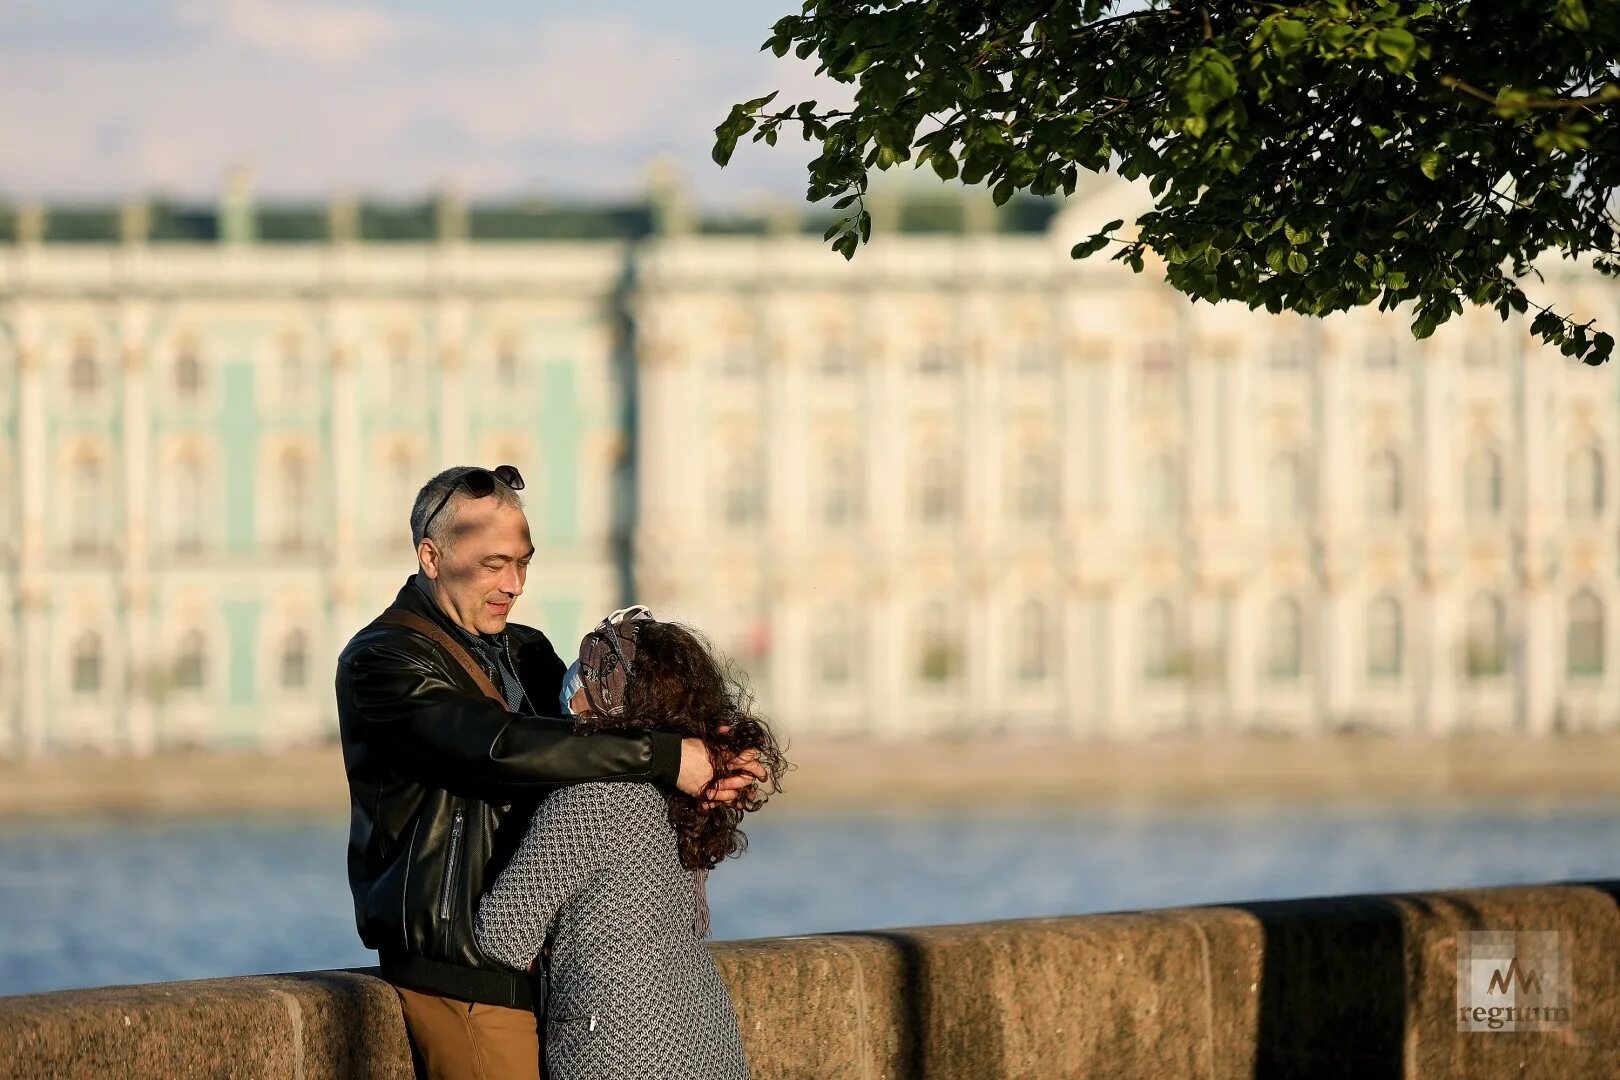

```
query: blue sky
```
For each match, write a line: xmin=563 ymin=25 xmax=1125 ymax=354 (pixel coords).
xmin=0 ymin=1 xmax=851 ymax=205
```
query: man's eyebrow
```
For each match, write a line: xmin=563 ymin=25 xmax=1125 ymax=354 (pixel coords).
xmin=483 ymin=550 xmax=537 ymax=564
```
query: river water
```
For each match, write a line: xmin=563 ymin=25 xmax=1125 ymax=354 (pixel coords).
xmin=2 ymin=800 xmax=1616 ymax=997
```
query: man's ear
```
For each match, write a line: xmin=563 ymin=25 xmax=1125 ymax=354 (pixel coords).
xmin=417 ymin=539 xmax=442 ymax=580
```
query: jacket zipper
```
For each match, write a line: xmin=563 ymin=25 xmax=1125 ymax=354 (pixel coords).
xmin=439 ymin=807 xmax=464 ymax=922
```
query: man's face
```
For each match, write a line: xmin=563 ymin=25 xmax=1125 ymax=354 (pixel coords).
xmin=418 ymin=499 xmax=535 ymax=635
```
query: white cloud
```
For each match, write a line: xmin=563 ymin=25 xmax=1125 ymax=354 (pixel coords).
xmin=174 ymin=0 xmax=432 ymax=65
xmin=0 ymin=5 xmax=853 ymax=206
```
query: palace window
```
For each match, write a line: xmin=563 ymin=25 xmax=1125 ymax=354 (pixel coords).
xmin=1013 ymin=447 xmax=1056 ymax=523
xmin=69 ymin=340 xmax=100 ymax=399
xmin=1366 ymin=595 xmax=1404 ymax=680
xmin=1567 ymin=590 xmax=1605 ymax=679
xmin=1014 ymin=598 xmax=1052 ymax=683
xmin=1566 ymin=446 xmax=1605 ymax=520
xmin=1464 ymin=448 xmax=1504 ymax=522
xmin=69 ymin=451 xmax=107 ymax=555
xmin=1464 ymin=593 xmax=1508 ymax=679
xmin=280 ymin=629 xmax=310 ymax=691
xmin=174 ymin=630 xmax=207 ymax=692
xmin=1264 ymin=597 xmax=1304 ymax=681
xmin=174 ymin=342 xmax=203 ymax=399
xmin=915 ymin=447 xmax=958 ymax=525
xmin=1142 ymin=598 xmax=1184 ymax=682
xmin=916 ymin=601 xmax=960 ymax=685
xmin=71 ymin=631 xmax=103 ymax=695
xmin=1367 ymin=449 xmax=1403 ymax=520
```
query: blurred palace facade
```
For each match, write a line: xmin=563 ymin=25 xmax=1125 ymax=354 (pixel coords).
xmin=1 ymin=169 xmax=1616 ymax=754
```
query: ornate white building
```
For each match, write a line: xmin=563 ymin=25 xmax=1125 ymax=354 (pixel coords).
xmin=1 ymin=173 xmax=1616 ymax=753
xmin=633 ymin=179 xmax=1620 ymax=740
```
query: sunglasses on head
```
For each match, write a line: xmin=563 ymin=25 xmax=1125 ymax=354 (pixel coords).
xmin=420 ymin=464 xmax=525 ymax=540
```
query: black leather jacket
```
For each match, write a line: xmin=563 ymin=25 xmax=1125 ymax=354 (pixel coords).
xmin=336 ymin=577 xmax=682 ymax=1008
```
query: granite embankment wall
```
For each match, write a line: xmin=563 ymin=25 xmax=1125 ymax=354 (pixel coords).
xmin=3 ymin=880 xmax=1618 ymax=1079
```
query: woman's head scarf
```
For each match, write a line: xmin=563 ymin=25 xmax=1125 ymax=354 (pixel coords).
xmin=576 ymin=605 xmax=655 ymax=717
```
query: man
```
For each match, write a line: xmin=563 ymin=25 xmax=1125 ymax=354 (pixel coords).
xmin=336 ymin=465 xmax=761 ymax=1080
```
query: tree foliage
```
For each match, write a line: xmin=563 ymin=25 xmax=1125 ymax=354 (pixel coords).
xmin=714 ymin=1 xmax=1620 ymax=364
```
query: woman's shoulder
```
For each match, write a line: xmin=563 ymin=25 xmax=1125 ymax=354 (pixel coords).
xmin=538 ymin=781 xmax=666 ymax=823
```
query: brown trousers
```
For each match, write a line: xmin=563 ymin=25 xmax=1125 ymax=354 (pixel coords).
xmin=395 ymin=985 xmax=541 ymax=1080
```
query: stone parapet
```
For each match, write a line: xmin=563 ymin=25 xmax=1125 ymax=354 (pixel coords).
xmin=3 ymin=880 xmax=1617 ymax=1078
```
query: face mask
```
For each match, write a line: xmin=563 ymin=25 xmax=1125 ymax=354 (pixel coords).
xmin=559 ymin=659 xmax=584 ymax=717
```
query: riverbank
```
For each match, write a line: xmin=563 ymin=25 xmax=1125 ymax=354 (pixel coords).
xmin=1 ymin=731 xmax=1615 ymax=819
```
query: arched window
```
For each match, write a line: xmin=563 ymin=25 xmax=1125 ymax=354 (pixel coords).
xmin=1014 ymin=598 xmax=1052 ymax=682
xmin=1367 ymin=449 xmax=1403 ymax=520
xmin=1464 ymin=448 xmax=1504 ymax=522
xmin=1013 ymin=446 xmax=1056 ymax=523
xmin=173 ymin=450 xmax=205 ymax=553
xmin=174 ymin=341 xmax=203 ymax=399
xmin=1567 ymin=590 xmax=1605 ymax=678
xmin=278 ymin=335 xmax=305 ymax=403
xmin=280 ymin=629 xmax=310 ymax=691
xmin=820 ymin=445 xmax=861 ymax=528
xmin=1366 ymin=595 xmax=1404 ymax=680
xmin=1465 ymin=593 xmax=1507 ymax=678
xmin=277 ymin=451 xmax=311 ymax=552
xmin=720 ymin=441 xmax=764 ymax=528
xmin=916 ymin=601 xmax=959 ymax=685
xmin=1267 ymin=451 xmax=1308 ymax=524
xmin=388 ymin=336 xmax=413 ymax=404
xmin=1364 ymin=330 xmax=1401 ymax=369
xmin=1142 ymin=453 xmax=1180 ymax=523
xmin=1265 ymin=597 xmax=1304 ymax=681
xmin=916 ymin=340 xmax=954 ymax=377
xmin=69 ymin=340 xmax=100 ymax=398
xmin=815 ymin=605 xmax=857 ymax=687
xmin=820 ymin=333 xmax=855 ymax=377
xmin=1014 ymin=337 xmax=1052 ymax=375
xmin=174 ymin=630 xmax=207 ymax=691
xmin=71 ymin=631 xmax=103 ymax=695
xmin=1142 ymin=598 xmax=1182 ymax=681
xmin=915 ymin=447 xmax=957 ymax=525
xmin=69 ymin=451 xmax=106 ymax=555
xmin=1566 ymin=446 xmax=1605 ymax=520
xmin=495 ymin=341 xmax=520 ymax=392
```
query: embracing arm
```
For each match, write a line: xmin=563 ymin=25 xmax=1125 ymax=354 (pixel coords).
xmin=338 ymin=638 xmax=681 ymax=802
xmin=474 ymin=785 xmax=614 ymax=970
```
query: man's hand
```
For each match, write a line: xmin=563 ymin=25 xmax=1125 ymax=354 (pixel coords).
xmin=676 ymin=737 xmax=767 ymax=806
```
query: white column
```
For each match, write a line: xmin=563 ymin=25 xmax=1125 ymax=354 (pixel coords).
xmin=962 ymin=312 xmax=997 ymax=728
xmin=16 ymin=333 xmax=46 ymax=755
xmin=1226 ymin=584 xmax=1259 ymax=732
xmin=1101 ymin=587 xmax=1133 ymax=738
xmin=1520 ymin=587 xmax=1558 ymax=735
xmin=329 ymin=319 xmax=367 ymax=642
xmin=436 ymin=301 xmax=469 ymax=464
xmin=120 ymin=312 xmax=156 ymax=755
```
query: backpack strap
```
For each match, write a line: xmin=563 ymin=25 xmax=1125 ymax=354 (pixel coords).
xmin=377 ymin=608 xmax=508 ymax=709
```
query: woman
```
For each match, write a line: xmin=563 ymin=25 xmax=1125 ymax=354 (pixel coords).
xmin=474 ymin=607 xmax=787 ymax=1080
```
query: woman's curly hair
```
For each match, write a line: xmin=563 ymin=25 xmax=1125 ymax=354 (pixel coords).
xmin=572 ymin=620 xmax=789 ymax=871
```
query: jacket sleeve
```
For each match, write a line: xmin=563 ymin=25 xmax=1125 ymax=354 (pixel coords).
xmin=339 ymin=637 xmax=682 ymax=800
xmin=474 ymin=785 xmax=614 ymax=970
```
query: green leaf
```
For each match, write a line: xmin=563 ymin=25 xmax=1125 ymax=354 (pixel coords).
xmin=1419 ymin=149 xmax=1443 ymax=179
xmin=1374 ymin=28 xmax=1416 ymax=67
xmin=1071 ymin=233 xmax=1112 ymax=259
xmin=1287 ymin=251 xmax=1308 ymax=274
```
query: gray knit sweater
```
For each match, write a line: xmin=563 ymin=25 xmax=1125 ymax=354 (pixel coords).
xmin=473 ymin=782 xmax=750 ymax=1080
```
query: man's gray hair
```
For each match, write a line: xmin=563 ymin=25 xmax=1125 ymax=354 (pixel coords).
xmin=410 ymin=466 xmax=525 ymax=551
